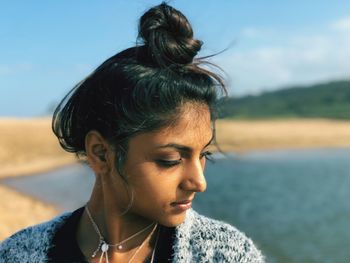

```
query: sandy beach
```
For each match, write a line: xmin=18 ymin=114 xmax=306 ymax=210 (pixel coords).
xmin=0 ymin=185 xmax=57 ymax=240
xmin=1 ymin=117 xmax=350 ymax=240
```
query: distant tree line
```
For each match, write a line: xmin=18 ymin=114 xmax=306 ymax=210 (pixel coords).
xmin=218 ymin=80 xmax=350 ymax=119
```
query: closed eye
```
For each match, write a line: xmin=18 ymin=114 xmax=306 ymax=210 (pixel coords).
xmin=156 ymin=159 xmax=182 ymax=168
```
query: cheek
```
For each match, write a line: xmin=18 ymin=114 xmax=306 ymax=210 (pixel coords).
xmin=129 ymin=165 xmax=181 ymax=204
xmin=131 ymin=174 xmax=182 ymax=224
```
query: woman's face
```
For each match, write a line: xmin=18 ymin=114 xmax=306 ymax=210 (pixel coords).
xmin=108 ymin=103 xmax=213 ymax=227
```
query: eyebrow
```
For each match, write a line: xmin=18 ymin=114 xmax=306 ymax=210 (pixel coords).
xmin=155 ymin=135 xmax=214 ymax=153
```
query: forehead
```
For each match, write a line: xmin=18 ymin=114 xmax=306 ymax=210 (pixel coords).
xmin=161 ymin=103 xmax=212 ymax=139
xmin=129 ymin=103 xmax=213 ymax=151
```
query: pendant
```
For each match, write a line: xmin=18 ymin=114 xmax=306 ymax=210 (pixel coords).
xmin=117 ymin=244 xmax=123 ymax=250
xmin=101 ymin=243 xmax=109 ymax=253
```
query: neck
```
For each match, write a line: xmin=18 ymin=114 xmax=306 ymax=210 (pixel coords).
xmin=76 ymin=181 xmax=156 ymax=260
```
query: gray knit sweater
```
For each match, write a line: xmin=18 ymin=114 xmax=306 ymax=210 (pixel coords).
xmin=0 ymin=209 xmax=264 ymax=262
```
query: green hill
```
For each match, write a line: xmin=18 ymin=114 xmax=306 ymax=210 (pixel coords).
xmin=218 ymin=80 xmax=350 ymax=119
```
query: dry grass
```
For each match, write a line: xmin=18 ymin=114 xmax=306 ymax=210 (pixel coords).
xmin=0 ymin=118 xmax=76 ymax=178
xmin=216 ymin=119 xmax=350 ymax=152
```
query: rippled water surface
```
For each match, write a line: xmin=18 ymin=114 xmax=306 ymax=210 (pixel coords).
xmin=3 ymin=148 xmax=350 ymax=263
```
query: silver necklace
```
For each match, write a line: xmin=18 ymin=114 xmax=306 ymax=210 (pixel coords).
xmin=127 ymin=224 xmax=159 ymax=263
xmin=85 ymin=205 xmax=157 ymax=262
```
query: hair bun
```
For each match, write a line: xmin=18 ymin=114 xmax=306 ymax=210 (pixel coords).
xmin=138 ymin=2 xmax=202 ymax=66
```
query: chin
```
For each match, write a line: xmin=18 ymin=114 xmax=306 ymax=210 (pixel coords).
xmin=159 ymin=211 xmax=188 ymax=227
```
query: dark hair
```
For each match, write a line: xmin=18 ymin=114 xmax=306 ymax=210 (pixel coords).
xmin=52 ymin=2 xmax=227 ymax=170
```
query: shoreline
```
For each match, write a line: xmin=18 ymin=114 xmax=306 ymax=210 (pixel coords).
xmin=0 ymin=118 xmax=76 ymax=240
xmin=0 ymin=117 xmax=76 ymax=179
xmin=1 ymin=117 xmax=350 ymax=240
xmin=0 ymin=158 xmax=77 ymax=179
xmin=2 ymin=118 xmax=350 ymax=177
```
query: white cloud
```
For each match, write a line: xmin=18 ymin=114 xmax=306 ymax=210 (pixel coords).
xmin=331 ymin=17 xmax=350 ymax=31
xmin=215 ymin=18 xmax=350 ymax=96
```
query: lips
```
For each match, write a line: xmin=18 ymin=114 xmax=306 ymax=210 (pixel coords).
xmin=171 ymin=199 xmax=192 ymax=205
xmin=171 ymin=199 xmax=193 ymax=211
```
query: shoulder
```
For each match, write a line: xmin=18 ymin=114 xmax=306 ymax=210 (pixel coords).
xmin=173 ymin=209 xmax=265 ymax=263
xmin=0 ymin=212 xmax=72 ymax=263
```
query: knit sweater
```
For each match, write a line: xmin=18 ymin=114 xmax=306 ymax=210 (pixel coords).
xmin=0 ymin=209 xmax=264 ymax=262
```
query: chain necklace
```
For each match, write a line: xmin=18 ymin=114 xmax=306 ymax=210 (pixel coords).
xmin=127 ymin=225 xmax=159 ymax=263
xmin=85 ymin=205 xmax=158 ymax=263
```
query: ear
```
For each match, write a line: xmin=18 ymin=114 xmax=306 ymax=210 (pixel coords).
xmin=85 ymin=130 xmax=113 ymax=175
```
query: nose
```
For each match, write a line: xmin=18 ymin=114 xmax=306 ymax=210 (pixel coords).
xmin=180 ymin=159 xmax=207 ymax=193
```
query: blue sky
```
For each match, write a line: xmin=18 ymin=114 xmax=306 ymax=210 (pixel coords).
xmin=1 ymin=0 xmax=350 ymax=117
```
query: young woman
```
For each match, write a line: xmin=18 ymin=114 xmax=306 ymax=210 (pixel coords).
xmin=0 ymin=3 xmax=264 ymax=262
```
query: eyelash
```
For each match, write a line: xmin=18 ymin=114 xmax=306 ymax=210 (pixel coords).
xmin=156 ymin=151 xmax=214 ymax=168
xmin=201 ymin=151 xmax=214 ymax=163
xmin=156 ymin=159 xmax=182 ymax=168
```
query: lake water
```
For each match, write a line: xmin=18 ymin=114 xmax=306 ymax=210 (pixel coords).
xmin=2 ymin=148 xmax=350 ymax=263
